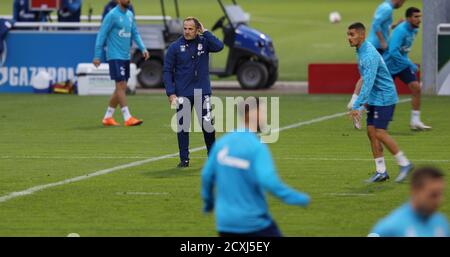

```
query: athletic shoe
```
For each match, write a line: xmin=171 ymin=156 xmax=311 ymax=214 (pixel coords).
xmin=410 ymin=121 xmax=432 ymax=131
xmin=102 ymin=117 xmax=120 ymax=126
xmin=395 ymin=164 xmax=414 ymax=183
xmin=125 ymin=117 xmax=143 ymax=127
xmin=177 ymin=160 xmax=189 ymax=168
xmin=366 ymin=172 xmax=390 ymax=183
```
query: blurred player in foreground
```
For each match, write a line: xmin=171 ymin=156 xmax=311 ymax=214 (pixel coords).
xmin=347 ymin=22 xmax=413 ymax=183
xmin=370 ymin=166 xmax=449 ymax=237
xmin=201 ymin=98 xmax=310 ymax=237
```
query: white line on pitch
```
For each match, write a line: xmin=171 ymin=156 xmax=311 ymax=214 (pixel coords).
xmin=187 ymin=156 xmax=450 ymax=163
xmin=115 ymin=192 xmax=170 ymax=196
xmin=0 ymin=98 xmax=412 ymax=204
xmin=327 ymin=193 xmax=376 ymax=197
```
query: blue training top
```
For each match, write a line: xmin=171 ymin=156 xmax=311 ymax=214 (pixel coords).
xmin=383 ymin=21 xmax=419 ymax=75
xmin=201 ymin=129 xmax=310 ymax=233
xmin=367 ymin=0 xmax=394 ymax=50
xmin=371 ymin=202 xmax=449 ymax=237
xmin=352 ymin=41 xmax=398 ymax=110
xmin=94 ymin=6 xmax=146 ymax=61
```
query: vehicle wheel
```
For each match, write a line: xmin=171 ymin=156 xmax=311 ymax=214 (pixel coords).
xmin=237 ymin=61 xmax=269 ymax=89
xmin=137 ymin=59 xmax=163 ymax=88
xmin=264 ymin=70 xmax=278 ymax=88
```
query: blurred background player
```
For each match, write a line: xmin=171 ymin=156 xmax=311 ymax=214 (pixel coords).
xmin=93 ymin=0 xmax=149 ymax=127
xmin=58 ymin=0 xmax=82 ymax=23
xmin=347 ymin=22 xmax=413 ymax=183
xmin=201 ymin=98 xmax=310 ymax=237
xmin=13 ymin=0 xmax=50 ymax=22
xmin=384 ymin=7 xmax=430 ymax=130
xmin=347 ymin=0 xmax=405 ymax=129
xmin=163 ymin=17 xmax=223 ymax=168
xmin=368 ymin=0 xmax=406 ymax=54
xmin=370 ymin=166 xmax=449 ymax=237
xmin=0 ymin=19 xmax=13 ymax=63
xmin=102 ymin=0 xmax=135 ymax=21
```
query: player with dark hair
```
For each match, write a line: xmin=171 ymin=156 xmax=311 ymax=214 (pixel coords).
xmin=383 ymin=7 xmax=430 ymax=130
xmin=347 ymin=22 xmax=413 ymax=183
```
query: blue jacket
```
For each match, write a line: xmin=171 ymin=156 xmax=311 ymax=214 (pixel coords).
xmin=367 ymin=0 xmax=394 ymax=50
xmin=371 ymin=202 xmax=449 ymax=237
xmin=352 ymin=41 xmax=398 ymax=110
xmin=58 ymin=0 xmax=82 ymax=22
xmin=94 ymin=6 xmax=146 ymax=61
xmin=201 ymin=130 xmax=310 ymax=233
xmin=102 ymin=1 xmax=135 ymax=21
xmin=163 ymin=31 xmax=224 ymax=97
xmin=383 ymin=21 xmax=419 ymax=75
xmin=13 ymin=0 xmax=40 ymax=22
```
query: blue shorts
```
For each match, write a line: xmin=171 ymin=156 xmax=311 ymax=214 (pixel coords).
xmin=392 ymin=68 xmax=418 ymax=85
xmin=108 ymin=60 xmax=130 ymax=82
xmin=218 ymin=221 xmax=282 ymax=237
xmin=366 ymin=104 xmax=396 ymax=130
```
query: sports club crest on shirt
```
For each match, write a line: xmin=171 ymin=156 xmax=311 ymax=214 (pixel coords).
xmin=197 ymin=43 xmax=205 ymax=56
xmin=180 ymin=45 xmax=186 ymax=52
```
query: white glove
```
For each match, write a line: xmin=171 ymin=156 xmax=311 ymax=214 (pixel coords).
xmin=347 ymin=94 xmax=359 ymax=110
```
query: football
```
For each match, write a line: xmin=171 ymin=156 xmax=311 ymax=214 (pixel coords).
xmin=329 ymin=11 xmax=342 ymax=24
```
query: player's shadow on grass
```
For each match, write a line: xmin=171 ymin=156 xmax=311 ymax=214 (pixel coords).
xmin=344 ymin=182 xmax=399 ymax=195
xmin=389 ymin=131 xmax=415 ymax=136
xmin=142 ymin=167 xmax=199 ymax=179
xmin=74 ymin=125 xmax=110 ymax=131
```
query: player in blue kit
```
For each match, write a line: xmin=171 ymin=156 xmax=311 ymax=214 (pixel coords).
xmin=370 ymin=167 xmax=449 ymax=237
xmin=93 ymin=0 xmax=149 ymax=127
xmin=367 ymin=0 xmax=406 ymax=54
xmin=201 ymin=98 xmax=310 ymax=237
xmin=384 ymin=7 xmax=431 ymax=130
xmin=347 ymin=22 xmax=413 ymax=183
xmin=347 ymin=0 xmax=405 ymax=129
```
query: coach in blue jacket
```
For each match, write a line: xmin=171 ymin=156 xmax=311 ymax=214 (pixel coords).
xmin=163 ymin=17 xmax=224 ymax=168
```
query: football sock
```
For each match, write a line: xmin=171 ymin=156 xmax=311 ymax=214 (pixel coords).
xmin=121 ymin=106 xmax=132 ymax=121
xmin=394 ymin=151 xmax=411 ymax=167
xmin=411 ymin=110 xmax=420 ymax=124
xmin=375 ymin=157 xmax=386 ymax=173
xmin=104 ymin=106 xmax=115 ymax=119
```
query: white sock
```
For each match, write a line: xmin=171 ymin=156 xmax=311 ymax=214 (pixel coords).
xmin=411 ymin=110 xmax=420 ymax=124
xmin=104 ymin=107 xmax=115 ymax=119
xmin=375 ymin=157 xmax=386 ymax=173
xmin=121 ymin=106 xmax=132 ymax=121
xmin=394 ymin=151 xmax=411 ymax=167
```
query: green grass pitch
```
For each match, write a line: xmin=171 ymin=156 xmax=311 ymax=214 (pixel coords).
xmin=0 ymin=93 xmax=449 ymax=236
xmin=0 ymin=0 xmax=422 ymax=81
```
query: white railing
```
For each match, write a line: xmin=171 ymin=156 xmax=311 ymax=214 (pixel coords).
xmin=0 ymin=15 xmax=171 ymax=22
xmin=13 ymin=22 xmax=101 ymax=30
